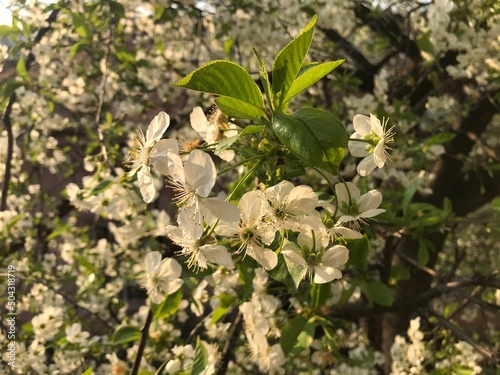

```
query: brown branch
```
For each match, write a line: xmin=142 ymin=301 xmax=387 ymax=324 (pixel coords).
xmin=131 ymin=308 xmax=153 ymax=375
xmin=1 ymin=9 xmax=60 ymax=211
xmin=428 ymin=306 xmax=493 ymax=360
xmin=216 ymin=309 xmax=243 ymax=375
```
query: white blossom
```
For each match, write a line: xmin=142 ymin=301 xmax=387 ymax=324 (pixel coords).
xmin=348 ymin=113 xmax=395 ymax=176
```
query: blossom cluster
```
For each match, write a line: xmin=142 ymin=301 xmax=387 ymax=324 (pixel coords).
xmin=126 ymin=107 xmax=392 ymax=305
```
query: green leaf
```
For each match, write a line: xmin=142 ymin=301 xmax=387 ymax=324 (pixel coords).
xmin=252 ymin=47 xmax=273 ymax=107
xmin=239 ymin=125 xmax=265 ymax=137
xmin=16 ymin=55 xmax=28 ymax=80
xmin=267 ymin=253 xmax=299 ymax=290
xmin=223 ymin=38 xmax=234 ymax=55
xmin=402 ymin=178 xmax=422 ymax=219
xmin=424 ymin=132 xmax=455 ymax=146
xmin=272 ymin=108 xmax=347 ymax=175
xmin=362 ymin=281 xmax=393 ymax=306
xmin=490 ymin=197 xmax=500 ymax=210
xmin=173 ymin=60 xmax=264 ymax=108
xmin=283 ymin=252 xmax=307 ymax=289
xmin=443 ymin=302 xmax=458 ymax=319
xmin=0 ymin=79 xmax=25 ymax=98
xmin=310 ymin=282 xmax=331 ymax=308
xmin=115 ymin=46 xmax=136 ymax=64
xmin=272 ymin=15 xmax=317 ymax=107
xmin=210 ymin=294 xmax=236 ymax=324
xmin=346 ymin=236 xmax=370 ymax=272
xmin=416 ymin=32 xmax=434 ymax=55
xmin=190 ymin=338 xmax=208 ymax=375
xmin=70 ymin=41 xmax=90 ymax=58
xmin=151 ymin=289 xmax=183 ymax=320
xmin=90 ymin=180 xmax=114 ymax=196
xmin=110 ymin=1 xmax=125 ymax=21
xmin=390 ymin=264 xmax=410 ymax=284
xmin=238 ymin=265 xmax=254 ymax=301
xmin=113 ymin=325 xmax=141 ymax=345
xmin=294 ymin=320 xmax=315 ymax=355
xmin=215 ymin=96 xmax=268 ymax=122
xmin=280 ymin=315 xmax=313 ymax=355
xmin=71 ymin=13 xmax=91 ymax=38
xmin=336 ymin=283 xmax=356 ymax=307
xmin=283 ymin=60 xmax=344 ymax=104
xmin=418 ymin=239 xmax=429 ymax=267
xmin=0 ymin=25 xmax=13 ymax=37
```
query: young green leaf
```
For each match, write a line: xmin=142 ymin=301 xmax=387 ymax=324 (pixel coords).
xmin=214 ymin=96 xmax=268 ymax=122
xmin=272 ymin=15 xmax=317 ymax=107
xmin=112 ymin=325 xmax=141 ymax=345
xmin=16 ymin=55 xmax=28 ymax=80
xmin=173 ymin=60 xmax=264 ymax=108
xmin=362 ymin=281 xmax=394 ymax=307
xmin=190 ymin=337 xmax=208 ymax=375
xmin=282 ymin=60 xmax=344 ymax=104
xmin=151 ymin=289 xmax=183 ymax=320
xmin=283 ymin=252 xmax=307 ymax=289
xmin=252 ymin=47 xmax=273 ymax=108
xmin=280 ymin=315 xmax=315 ymax=355
xmin=267 ymin=253 xmax=300 ymax=290
xmin=272 ymin=108 xmax=347 ymax=175
xmin=346 ymin=236 xmax=370 ymax=272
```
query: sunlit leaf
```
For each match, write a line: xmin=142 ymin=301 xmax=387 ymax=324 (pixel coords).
xmin=272 ymin=108 xmax=347 ymax=175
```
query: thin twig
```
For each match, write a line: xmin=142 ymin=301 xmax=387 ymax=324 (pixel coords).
xmin=131 ymin=308 xmax=153 ymax=375
xmin=216 ymin=309 xmax=243 ymax=375
xmin=94 ymin=3 xmax=117 ymax=176
xmin=428 ymin=306 xmax=493 ymax=360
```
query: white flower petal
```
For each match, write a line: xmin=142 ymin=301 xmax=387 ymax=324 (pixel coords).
xmin=286 ymin=185 xmax=318 ymax=216
xmin=144 ymin=251 xmax=162 ymax=274
xmin=201 ymin=198 xmax=240 ymax=222
xmin=248 ymin=244 xmax=278 ymax=270
xmin=162 ymin=278 xmax=184 ymax=295
xmin=359 ymin=190 xmax=383 ymax=212
xmin=150 ymin=139 xmax=179 ymax=175
xmin=158 ymin=257 xmax=183 ymax=280
xmin=348 ymin=134 xmax=370 ymax=157
xmin=190 ymin=106 xmax=208 ymax=135
xmin=201 ymin=245 xmax=234 ymax=269
xmin=322 ymin=245 xmax=349 ymax=268
xmin=146 ymin=111 xmax=170 ymax=144
xmin=184 ymin=150 xmax=216 ymax=198
xmin=373 ymin=140 xmax=387 ymax=168
xmin=281 ymin=247 xmax=308 ymax=269
xmin=335 ymin=182 xmax=361 ymax=204
xmin=370 ymin=113 xmax=383 ymax=138
xmin=138 ymin=167 xmax=156 ymax=203
xmin=313 ymin=266 xmax=342 ymax=284
xmin=352 ymin=114 xmax=372 ymax=135
xmin=357 ymin=155 xmax=377 ymax=176
xmin=239 ymin=191 xmax=265 ymax=226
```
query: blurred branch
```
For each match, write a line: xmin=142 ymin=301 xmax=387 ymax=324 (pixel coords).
xmin=216 ymin=309 xmax=243 ymax=375
xmin=95 ymin=1 xmax=117 ymax=176
xmin=131 ymin=308 xmax=153 ymax=375
xmin=428 ymin=306 xmax=494 ymax=360
xmin=353 ymin=3 xmax=421 ymax=62
xmin=1 ymin=9 xmax=60 ymax=211
xmin=332 ymin=273 xmax=500 ymax=320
